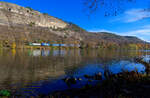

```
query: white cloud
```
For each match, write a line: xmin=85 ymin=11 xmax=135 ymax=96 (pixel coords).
xmin=113 ymin=8 xmax=150 ymax=23
xmin=120 ymin=25 xmax=150 ymax=42
xmin=88 ymin=29 xmax=116 ymax=33
xmin=142 ymin=25 xmax=150 ymax=29
xmin=123 ymin=29 xmax=150 ymax=36
xmin=88 ymin=25 xmax=150 ymax=42
xmin=122 ymin=25 xmax=150 ymax=36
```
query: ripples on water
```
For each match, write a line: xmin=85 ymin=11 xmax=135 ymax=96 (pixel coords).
xmin=0 ymin=49 xmax=149 ymax=96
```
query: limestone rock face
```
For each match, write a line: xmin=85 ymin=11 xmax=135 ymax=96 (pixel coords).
xmin=0 ymin=2 xmax=145 ymax=47
xmin=0 ymin=2 xmax=67 ymax=28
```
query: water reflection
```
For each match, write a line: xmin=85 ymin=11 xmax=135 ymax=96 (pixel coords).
xmin=16 ymin=60 xmax=146 ymax=96
xmin=0 ymin=49 xmax=149 ymax=95
xmin=28 ymin=49 xmax=74 ymax=57
xmin=52 ymin=50 xmax=66 ymax=56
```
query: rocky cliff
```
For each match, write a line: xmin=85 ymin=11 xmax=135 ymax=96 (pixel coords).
xmin=0 ymin=2 xmax=67 ymax=28
xmin=0 ymin=2 xmax=85 ymax=44
xmin=0 ymin=2 xmax=147 ymax=48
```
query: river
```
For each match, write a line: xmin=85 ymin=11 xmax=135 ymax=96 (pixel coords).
xmin=0 ymin=49 xmax=149 ymax=96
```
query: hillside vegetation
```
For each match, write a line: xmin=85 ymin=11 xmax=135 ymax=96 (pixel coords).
xmin=0 ymin=1 xmax=149 ymax=49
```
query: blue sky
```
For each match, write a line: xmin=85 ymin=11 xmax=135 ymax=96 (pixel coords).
xmin=1 ymin=0 xmax=150 ymax=42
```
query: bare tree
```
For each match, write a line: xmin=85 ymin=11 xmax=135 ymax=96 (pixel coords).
xmin=83 ymin=0 xmax=147 ymax=16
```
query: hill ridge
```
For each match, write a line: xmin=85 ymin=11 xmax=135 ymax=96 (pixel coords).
xmin=0 ymin=1 xmax=148 ymax=49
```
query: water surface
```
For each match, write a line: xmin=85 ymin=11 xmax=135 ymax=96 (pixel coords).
xmin=0 ymin=49 xmax=149 ymax=96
